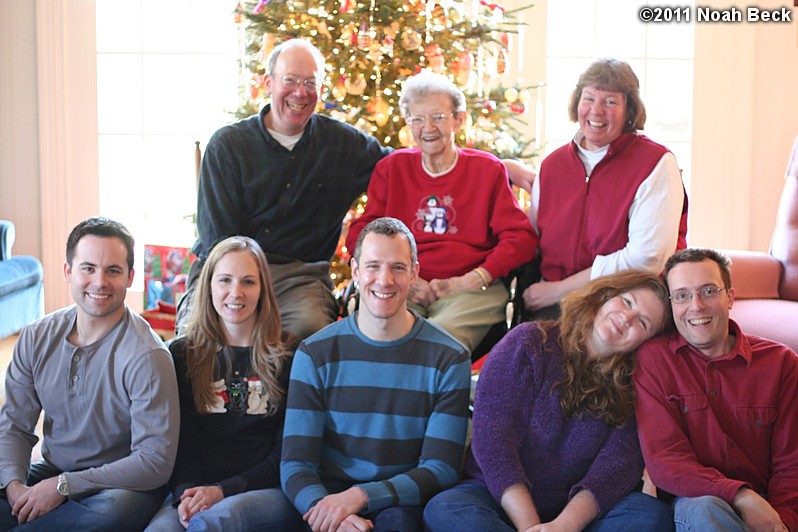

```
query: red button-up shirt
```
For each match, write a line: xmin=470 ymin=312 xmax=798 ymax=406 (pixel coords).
xmin=634 ymin=320 xmax=798 ymax=530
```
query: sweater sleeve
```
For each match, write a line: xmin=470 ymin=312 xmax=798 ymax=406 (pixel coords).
xmin=66 ymin=347 xmax=180 ymax=497
xmin=591 ymin=152 xmax=683 ymax=278
xmin=196 ymin=130 xmax=246 ymax=260
xmin=281 ymin=347 xmax=329 ymax=514
xmin=470 ymin=323 xmax=540 ymax=502
xmin=0 ymin=330 xmax=43 ymax=488
xmin=570 ymin=419 xmax=645 ymax=517
xmin=479 ymin=162 xmax=537 ymax=281
xmin=767 ymin=351 xmax=798 ymax=530
xmin=169 ymin=343 xmax=204 ymax=499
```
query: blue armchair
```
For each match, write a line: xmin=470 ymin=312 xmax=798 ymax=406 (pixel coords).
xmin=0 ymin=220 xmax=44 ymax=338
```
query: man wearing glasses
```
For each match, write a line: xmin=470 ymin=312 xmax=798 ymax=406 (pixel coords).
xmin=634 ymin=248 xmax=797 ymax=531
xmin=182 ymin=38 xmax=393 ymax=340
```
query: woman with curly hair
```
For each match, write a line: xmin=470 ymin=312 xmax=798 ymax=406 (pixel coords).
xmin=424 ymin=270 xmax=675 ymax=531
xmin=146 ymin=236 xmax=302 ymax=531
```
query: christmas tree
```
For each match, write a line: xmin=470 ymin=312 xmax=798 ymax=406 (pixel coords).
xmin=233 ymin=0 xmax=540 ymax=291
xmin=235 ymin=0 xmax=539 ymax=159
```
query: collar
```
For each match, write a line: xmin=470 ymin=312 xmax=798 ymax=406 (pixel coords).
xmin=669 ymin=319 xmax=753 ymax=366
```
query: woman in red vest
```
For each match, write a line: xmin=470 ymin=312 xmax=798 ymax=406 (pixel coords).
xmin=521 ymin=58 xmax=688 ymax=321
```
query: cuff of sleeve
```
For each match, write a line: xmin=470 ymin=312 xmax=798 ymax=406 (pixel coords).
xmin=358 ymin=481 xmax=389 ymax=514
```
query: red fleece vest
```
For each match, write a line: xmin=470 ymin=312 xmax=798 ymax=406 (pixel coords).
xmin=537 ymin=133 xmax=688 ymax=281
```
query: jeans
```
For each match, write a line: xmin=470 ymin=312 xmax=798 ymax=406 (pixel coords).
xmin=673 ymin=495 xmax=748 ymax=532
xmin=145 ymin=489 xmax=305 ymax=531
xmin=424 ymin=480 xmax=674 ymax=532
xmin=369 ymin=505 xmax=423 ymax=532
xmin=0 ymin=461 xmax=165 ymax=532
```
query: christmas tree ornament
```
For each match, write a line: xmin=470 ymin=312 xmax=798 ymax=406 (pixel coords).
xmin=400 ymin=29 xmax=422 ymax=51
xmin=504 ymin=87 xmax=519 ymax=103
xmin=357 ymin=22 xmax=374 ymax=50
xmin=510 ymin=101 xmax=525 ymax=114
xmin=345 ymin=75 xmax=367 ymax=95
xmin=331 ymin=81 xmax=347 ymax=100
xmin=424 ymin=44 xmax=445 ymax=73
xmin=374 ymin=98 xmax=390 ymax=126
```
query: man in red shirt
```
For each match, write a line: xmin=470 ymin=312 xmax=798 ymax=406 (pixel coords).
xmin=634 ymin=248 xmax=797 ymax=532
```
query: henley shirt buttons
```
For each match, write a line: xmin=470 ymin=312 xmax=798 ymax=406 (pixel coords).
xmin=710 ymin=389 xmax=717 ymax=397
xmin=72 ymin=375 xmax=79 ymax=382
xmin=73 ymin=355 xmax=79 ymax=362
xmin=683 ymin=406 xmax=689 ymax=412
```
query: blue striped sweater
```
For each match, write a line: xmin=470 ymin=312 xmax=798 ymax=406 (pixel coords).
xmin=281 ymin=312 xmax=471 ymax=515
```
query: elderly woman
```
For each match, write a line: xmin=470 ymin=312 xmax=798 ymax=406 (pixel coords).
xmin=522 ymin=58 xmax=687 ymax=320
xmin=424 ymin=270 xmax=675 ymax=531
xmin=345 ymin=70 xmax=536 ymax=353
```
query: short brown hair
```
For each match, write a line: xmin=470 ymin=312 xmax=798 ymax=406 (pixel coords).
xmin=568 ymin=58 xmax=646 ymax=133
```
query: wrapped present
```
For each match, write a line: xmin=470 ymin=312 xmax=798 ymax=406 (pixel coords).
xmin=143 ymin=245 xmax=195 ymax=311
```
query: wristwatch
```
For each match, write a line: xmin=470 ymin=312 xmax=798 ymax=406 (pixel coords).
xmin=56 ymin=473 xmax=69 ymax=498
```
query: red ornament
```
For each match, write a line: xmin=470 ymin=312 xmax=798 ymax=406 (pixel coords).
xmin=511 ymin=102 xmax=525 ymax=114
xmin=485 ymin=100 xmax=497 ymax=111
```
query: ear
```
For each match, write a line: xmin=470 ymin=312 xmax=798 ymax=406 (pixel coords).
xmin=350 ymin=258 xmax=360 ymax=283
xmin=452 ymin=111 xmax=467 ymax=131
xmin=127 ymin=267 xmax=135 ymax=289
xmin=63 ymin=261 xmax=72 ymax=283
xmin=410 ymin=261 xmax=419 ymax=282
xmin=726 ymin=286 xmax=735 ymax=309
xmin=264 ymin=73 xmax=274 ymax=95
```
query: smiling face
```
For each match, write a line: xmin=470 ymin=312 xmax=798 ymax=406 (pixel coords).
xmin=64 ymin=235 xmax=133 ymax=323
xmin=586 ymin=287 xmax=666 ymax=359
xmin=407 ymin=92 xmax=464 ymax=163
xmin=211 ymin=250 xmax=262 ymax=340
xmin=666 ymin=259 xmax=735 ymax=359
xmin=351 ymin=232 xmax=418 ymax=327
xmin=264 ymin=45 xmax=322 ymax=136
xmin=577 ymin=86 xmax=627 ymax=150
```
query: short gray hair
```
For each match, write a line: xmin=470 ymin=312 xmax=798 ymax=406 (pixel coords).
xmin=399 ymin=71 xmax=466 ymax=117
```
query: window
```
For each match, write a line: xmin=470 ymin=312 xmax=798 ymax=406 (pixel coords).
xmin=96 ymin=0 xmax=241 ymax=286
xmin=544 ymin=0 xmax=694 ymax=190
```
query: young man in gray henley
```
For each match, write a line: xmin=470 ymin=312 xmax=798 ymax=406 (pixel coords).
xmin=0 ymin=217 xmax=179 ymax=531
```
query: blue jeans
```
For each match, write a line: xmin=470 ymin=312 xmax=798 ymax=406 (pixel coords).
xmin=424 ymin=480 xmax=674 ymax=532
xmin=673 ymin=495 xmax=747 ymax=531
xmin=0 ymin=461 xmax=165 ymax=532
xmin=145 ymin=489 xmax=304 ymax=531
xmin=369 ymin=505 xmax=423 ymax=532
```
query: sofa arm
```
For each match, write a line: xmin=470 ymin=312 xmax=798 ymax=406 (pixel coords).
xmin=723 ymin=250 xmax=783 ymax=300
xmin=0 ymin=220 xmax=15 ymax=261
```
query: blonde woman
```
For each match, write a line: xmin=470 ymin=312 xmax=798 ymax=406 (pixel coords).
xmin=146 ymin=236 xmax=302 ymax=531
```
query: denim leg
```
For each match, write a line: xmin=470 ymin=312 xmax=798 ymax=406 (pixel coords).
xmin=11 ymin=485 xmax=167 ymax=532
xmin=143 ymin=493 xmax=184 ymax=532
xmin=181 ymin=488 xmax=305 ymax=532
xmin=423 ymin=480 xmax=514 ymax=532
xmin=371 ymin=505 xmax=423 ymax=532
xmin=586 ymin=492 xmax=674 ymax=532
xmin=673 ymin=496 xmax=747 ymax=532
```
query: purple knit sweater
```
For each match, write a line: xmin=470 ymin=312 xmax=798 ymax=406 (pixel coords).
xmin=465 ymin=322 xmax=644 ymax=521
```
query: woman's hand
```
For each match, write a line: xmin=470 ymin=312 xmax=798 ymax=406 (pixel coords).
xmin=522 ymin=280 xmax=563 ymax=311
xmin=430 ymin=270 xmax=487 ymax=298
xmin=178 ymin=485 xmax=224 ymax=526
xmin=408 ymin=278 xmax=438 ymax=307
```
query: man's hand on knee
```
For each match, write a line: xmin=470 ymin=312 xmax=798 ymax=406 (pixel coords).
xmin=733 ymin=488 xmax=787 ymax=532
xmin=10 ymin=476 xmax=64 ymax=524
xmin=304 ymin=486 xmax=368 ymax=532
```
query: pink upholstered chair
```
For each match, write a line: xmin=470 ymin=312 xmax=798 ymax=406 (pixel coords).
xmin=725 ymin=136 xmax=798 ymax=351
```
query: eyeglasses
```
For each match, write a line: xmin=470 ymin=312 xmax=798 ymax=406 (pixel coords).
xmin=405 ymin=113 xmax=453 ymax=127
xmin=278 ymin=74 xmax=319 ymax=91
xmin=669 ymin=285 xmax=727 ymax=304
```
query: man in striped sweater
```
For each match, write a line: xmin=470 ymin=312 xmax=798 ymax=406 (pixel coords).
xmin=281 ymin=217 xmax=471 ymax=532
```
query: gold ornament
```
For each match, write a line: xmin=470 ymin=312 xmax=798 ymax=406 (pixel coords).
xmin=504 ymin=87 xmax=519 ymax=103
